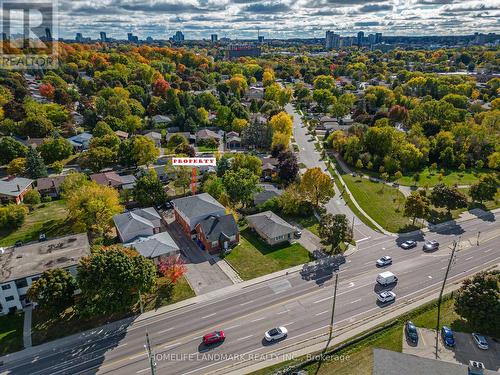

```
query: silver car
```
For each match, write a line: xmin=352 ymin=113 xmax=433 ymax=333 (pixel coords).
xmin=423 ymin=240 xmax=439 ymax=251
xmin=264 ymin=326 xmax=288 ymax=342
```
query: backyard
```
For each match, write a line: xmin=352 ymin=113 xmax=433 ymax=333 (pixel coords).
xmin=0 ymin=200 xmax=78 ymax=247
xmin=225 ymin=226 xmax=312 ymax=280
xmin=0 ymin=313 xmax=24 ymax=355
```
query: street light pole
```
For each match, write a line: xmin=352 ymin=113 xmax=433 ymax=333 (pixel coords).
xmin=434 ymin=240 xmax=457 ymax=359
xmin=328 ymin=272 xmax=339 ymax=339
xmin=139 ymin=291 xmax=156 ymax=375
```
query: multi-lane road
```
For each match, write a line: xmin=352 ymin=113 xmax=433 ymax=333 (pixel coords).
xmin=1 ymin=213 xmax=499 ymax=375
xmin=1 ymin=104 xmax=498 ymax=375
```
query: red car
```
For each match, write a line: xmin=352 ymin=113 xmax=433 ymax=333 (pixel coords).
xmin=202 ymin=331 xmax=225 ymax=345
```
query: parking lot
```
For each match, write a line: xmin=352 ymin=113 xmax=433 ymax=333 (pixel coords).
xmin=403 ymin=327 xmax=500 ymax=371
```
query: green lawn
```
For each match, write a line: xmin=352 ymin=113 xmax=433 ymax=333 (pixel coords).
xmin=342 ymin=174 xmax=417 ymax=233
xmin=252 ymin=296 xmax=478 ymax=375
xmin=225 ymin=227 xmax=313 ymax=280
xmin=395 ymin=167 xmax=488 ymax=187
xmin=32 ymin=276 xmax=195 ymax=346
xmin=0 ymin=200 xmax=78 ymax=247
xmin=197 ymin=145 xmax=218 ymax=152
xmin=283 ymin=214 xmax=320 ymax=237
xmin=0 ymin=313 xmax=24 ymax=355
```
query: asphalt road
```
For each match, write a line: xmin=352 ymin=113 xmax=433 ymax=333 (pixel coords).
xmin=2 ymin=213 xmax=498 ymax=375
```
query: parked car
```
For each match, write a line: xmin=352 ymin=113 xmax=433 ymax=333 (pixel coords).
xmin=264 ymin=326 xmax=288 ymax=342
xmin=376 ymin=271 xmax=398 ymax=285
xmin=472 ymin=333 xmax=488 ymax=350
xmin=202 ymin=331 xmax=225 ymax=345
xmin=441 ymin=326 xmax=455 ymax=347
xmin=400 ymin=240 xmax=417 ymax=249
xmin=377 ymin=291 xmax=396 ymax=304
xmin=39 ymin=233 xmax=46 ymax=242
xmin=468 ymin=360 xmax=485 ymax=374
xmin=405 ymin=321 xmax=418 ymax=343
xmin=14 ymin=241 xmax=23 ymax=247
xmin=294 ymin=230 xmax=302 ymax=238
xmin=376 ymin=256 xmax=392 ymax=267
xmin=423 ymin=240 xmax=439 ymax=251
xmin=164 ymin=201 xmax=173 ymax=209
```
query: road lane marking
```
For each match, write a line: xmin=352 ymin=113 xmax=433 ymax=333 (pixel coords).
xmin=283 ymin=322 xmax=295 ymax=326
xmin=251 ymin=317 xmax=265 ymax=322
xmin=201 ymin=313 xmax=216 ymax=319
xmin=356 ymin=237 xmax=371 ymax=243
xmin=238 ymin=335 xmax=254 ymax=341
xmin=225 ymin=324 xmax=241 ymax=330
xmin=350 ymin=298 xmax=362 ymax=304
xmin=276 ymin=310 xmax=288 ymax=315
xmin=157 ymin=327 xmax=174 ymax=334
xmin=314 ymin=296 xmax=332 ymax=304
xmin=484 ymin=249 xmax=493 ymax=253
xmin=240 ymin=300 xmax=254 ymax=306
xmin=316 ymin=310 xmax=329 ymax=316
xmin=428 ymin=276 xmax=432 ymax=279
xmin=137 ymin=368 xmax=149 ymax=374
xmin=465 ymin=256 xmax=473 ymax=261
xmin=129 ymin=351 xmax=147 ymax=360
xmin=163 ymin=342 xmax=181 ymax=349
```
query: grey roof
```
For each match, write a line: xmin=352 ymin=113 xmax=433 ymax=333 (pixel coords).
xmin=254 ymin=184 xmax=282 ymax=206
xmin=246 ymin=211 xmax=296 ymax=238
xmin=113 ymin=208 xmax=161 ymax=240
xmin=0 ymin=233 xmax=90 ymax=283
xmin=124 ymin=232 xmax=179 ymax=259
xmin=144 ymin=131 xmax=162 ymax=140
xmin=196 ymin=129 xmax=221 ymax=140
xmin=152 ymin=115 xmax=172 ymax=123
xmin=172 ymin=193 xmax=225 ymax=220
xmin=373 ymin=349 xmax=497 ymax=375
xmin=197 ymin=214 xmax=238 ymax=242
xmin=68 ymin=132 xmax=92 ymax=147
xmin=0 ymin=176 xmax=34 ymax=197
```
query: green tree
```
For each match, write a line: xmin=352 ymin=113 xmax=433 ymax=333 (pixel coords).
xmin=23 ymin=189 xmax=41 ymax=205
xmin=0 ymin=204 xmax=28 ymax=230
xmin=202 ymin=175 xmax=226 ymax=201
xmin=27 ymin=269 xmax=77 ymax=316
xmin=60 ymin=172 xmax=90 ymax=199
xmin=134 ymin=171 xmax=166 ymax=207
xmin=25 ymin=147 xmax=47 ymax=179
xmin=39 ymin=137 xmax=73 ymax=164
xmin=318 ymin=213 xmax=353 ymax=254
xmin=77 ymin=245 xmax=156 ymax=316
xmin=455 ymin=271 xmax=500 ymax=334
xmin=430 ymin=183 xmax=468 ymax=214
xmin=469 ymin=174 xmax=498 ymax=203
xmin=222 ymin=168 xmax=260 ymax=207
xmin=167 ymin=134 xmax=187 ymax=149
xmin=131 ymin=136 xmax=159 ymax=167
xmin=403 ymin=191 xmax=431 ymax=225
xmin=0 ymin=137 xmax=28 ymax=165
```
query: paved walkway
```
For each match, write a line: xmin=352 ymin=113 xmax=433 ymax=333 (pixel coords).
xmin=22 ymin=307 xmax=32 ymax=348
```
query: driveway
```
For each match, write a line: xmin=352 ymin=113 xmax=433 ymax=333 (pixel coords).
xmin=166 ymin=222 xmax=233 ymax=295
xmin=403 ymin=327 xmax=500 ymax=371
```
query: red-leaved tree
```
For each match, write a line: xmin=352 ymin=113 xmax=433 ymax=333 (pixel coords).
xmin=158 ymin=255 xmax=187 ymax=284
xmin=152 ymin=78 xmax=170 ymax=97
xmin=39 ymin=83 xmax=55 ymax=99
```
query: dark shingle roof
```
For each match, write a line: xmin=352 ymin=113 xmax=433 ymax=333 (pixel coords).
xmin=246 ymin=211 xmax=296 ymax=239
xmin=197 ymin=214 xmax=238 ymax=242
xmin=172 ymin=193 xmax=225 ymax=220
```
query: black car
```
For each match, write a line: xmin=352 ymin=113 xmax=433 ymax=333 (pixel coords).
xmin=400 ymin=240 xmax=417 ymax=249
xmin=14 ymin=241 xmax=23 ymax=247
xmin=405 ymin=321 xmax=418 ymax=343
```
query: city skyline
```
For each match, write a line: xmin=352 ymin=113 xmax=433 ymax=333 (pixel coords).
xmin=47 ymin=0 xmax=499 ymax=40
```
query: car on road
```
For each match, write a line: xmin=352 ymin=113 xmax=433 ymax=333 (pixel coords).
xmin=423 ymin=240 xmax=439 ymax=251
xmin=202 ymin=331 xmax=225 ymax=345
xmin=441 ymin=326 xmax=455 ymax=347
xmin=376 ymin=256 xmax=392 ymax=267
xmin=377 ymin=291 xmax=396 ymax=304
xmin=472 ymin=333 xmax=489 ymax=350
xmin=405 ymin=321 xmax=418 ymax=344
xmin=264 ymin=327 xmax=288 ymax=342
xmin=376 ymin=271 xmax=398 ymax=285
xmin=400 ymin=240 xmax=417 ymax=249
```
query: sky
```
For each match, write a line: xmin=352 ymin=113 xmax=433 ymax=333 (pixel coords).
xmin=6 ymin=0 xmax=500 ymax=40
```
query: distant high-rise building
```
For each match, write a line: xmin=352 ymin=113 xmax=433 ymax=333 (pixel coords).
xmin=172 ymin=31 xmax=184 ymax=42
xmin=357 ymin=31 xmax=364 ymax=46
xmin=225 ymin=45 xmax=261 ymax=59
xmin=100 ymin=32 xmax=107 ymax=42
xmin=1 ymin=32 xmax=7 ymax=41
xmin=258 ymin=35 xmax=264 ymax=43
xmin=368 ymin=33 xmax=376 ymax=45
xmin=375 ymin=32 xmax=383 ymax=44
xmin=45 ymin=27 xmax=52 ymax=41
xmin=211 ymin=34 xmax=218 ymax=43
xmin=325 ymin=30 xmax=340 ymax=50
xmin=76 ymin=33 xmax=83 ymax=42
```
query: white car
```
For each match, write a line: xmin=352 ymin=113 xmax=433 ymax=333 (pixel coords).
xmin=377 ymin=291 xmax=396 ymax=303
xmin=376 ymin=256 xmax=392 ymax=267
xmin=264 ymin=326 xmax=288 ymax=342
xmin=472 ymin=333 xmax=489 ymax=350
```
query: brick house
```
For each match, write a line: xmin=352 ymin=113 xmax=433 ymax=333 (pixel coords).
xmin=0 ymin=176 xmax=33 ymax=205
xmin=194 ymin=214 xmax=239 ymax=254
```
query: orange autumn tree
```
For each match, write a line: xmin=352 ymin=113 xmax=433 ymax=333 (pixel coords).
xmin=152 ymin=77 xmax=170 ymax=97
xmin=39 ymin=83 xmax=55 ymax=99
xmin=158 ymin=255 xmax=187 ymax=284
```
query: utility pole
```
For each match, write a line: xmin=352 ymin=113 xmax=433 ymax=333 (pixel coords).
xmin=139 ymin=291 xmax=157 ymax=375
xmin=435 ymin=240 xmax=457 ymax=359
xmin=328 ymin=272 xmax=339 ymax=339
xmin=477 ymin=231 xmax=481 ymax=246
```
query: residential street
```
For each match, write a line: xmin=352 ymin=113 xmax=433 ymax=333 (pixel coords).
xmin=1 ymin=211 xmax=498 ymax=375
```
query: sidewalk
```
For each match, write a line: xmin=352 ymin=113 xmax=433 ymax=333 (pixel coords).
xmin=22 ymin=307 xmax=32 ymax=348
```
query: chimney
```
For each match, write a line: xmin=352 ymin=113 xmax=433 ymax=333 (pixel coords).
xmin=17 ymin=184 xmax=20 ymax=192
xmin=51 ymin=180 xmax=55 ymax=188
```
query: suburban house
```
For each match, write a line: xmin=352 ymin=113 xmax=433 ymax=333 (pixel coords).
xmin=124 ymin=232 xmax=180 ymax=263
xmin=22 ymin=137 xmax=45 ymax=149
xmin=0 ymin=233 xmax=90 ymax=314
xmin=254 ymin=184 xmax=283 ymax=206
xmin=260 ymin=156 xmax=278 ymax=180
xmin=225 ymin=131 xmax=241 ymax=150
xmin=246 ymin=211 xmax=297 ymax=246
xmin=113 ymin=207 xmax=163 ymax=243
xmin=68 ymin=132 xmax=93 ymax=150
xmin=115 ymin=130 xmax=129 ymax=141
xmin=144 ymin=131 xmax=163 ymax=147
xmin=36 ymin=175 xmax=67 ymax=198
xmin=194 ymin=214 xmax=239 ymax=254
xmin=196 ymin=129 xmax=222 ymax=144
xmin=90 ymin=171 xmax=137 ymax=190
xmin=165 ymin=131 xmax=196 ymax=144
xmin=0 ymin=176 xmax=33 ymax=204
xmin=245 ymin=86 xmax=264 ymax=100
xmin=172 ymin=193 xmax=226 ymax=237
xmin=151 ymin=115 xmax=172 ymax=126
